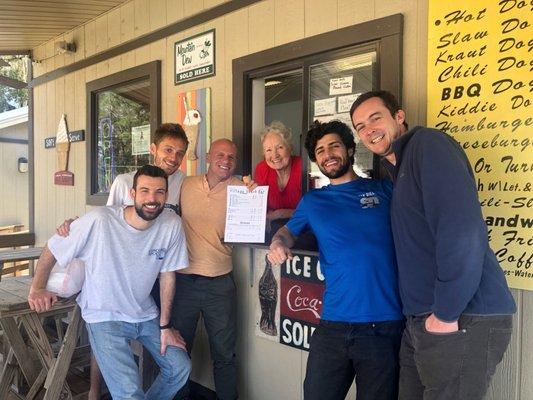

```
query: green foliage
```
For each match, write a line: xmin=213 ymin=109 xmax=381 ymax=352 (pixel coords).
xmin=0 ymin=56 xmax=28 ymax=112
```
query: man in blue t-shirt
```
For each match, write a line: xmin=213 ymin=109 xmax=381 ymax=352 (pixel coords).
xmin=268 ymin=120 xmax=404 ymax=400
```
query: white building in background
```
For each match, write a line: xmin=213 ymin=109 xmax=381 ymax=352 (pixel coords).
xmin=0 ymin=106 xmax=28 ymax=230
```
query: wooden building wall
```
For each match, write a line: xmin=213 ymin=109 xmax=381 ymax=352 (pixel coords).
xmin=30 ymin=1 xmax=530 ymax=399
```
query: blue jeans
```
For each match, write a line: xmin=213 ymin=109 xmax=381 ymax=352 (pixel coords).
xmin=86 ymin=318 xmax=191 ymax=400
xmin=304 ymin=319 xmax=405 ymax=400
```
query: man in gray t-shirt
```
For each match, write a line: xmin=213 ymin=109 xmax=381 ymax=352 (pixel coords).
xmin=29 ymin=165 xmax=191 ymax=400
xmin=56 ymin=122 xmax=189 ymax=399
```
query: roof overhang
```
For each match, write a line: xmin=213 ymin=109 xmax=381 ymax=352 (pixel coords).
xmin=0 ymin=1 xmax=128 ymax=53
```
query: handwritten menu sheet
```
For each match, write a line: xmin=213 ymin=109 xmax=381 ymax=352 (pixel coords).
xmin=427 ymin=2 xmax=533 ymax=289
xmin=225 ymin=186 xmax=269 ymax=243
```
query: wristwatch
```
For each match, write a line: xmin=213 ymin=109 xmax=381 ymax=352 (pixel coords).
xmin=159 ymin=322 xmax=172 ymax=330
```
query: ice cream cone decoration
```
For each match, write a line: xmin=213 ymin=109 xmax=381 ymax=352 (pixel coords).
xmin=54 ymin=114 xmax=74 ymax=186
xmin=56 ymin=114 xmax=70 ymax=171
xmin=182 ymin=97 xmax=202 ymax=161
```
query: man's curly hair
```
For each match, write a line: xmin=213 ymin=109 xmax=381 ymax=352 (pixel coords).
xmin=304 ymin=120 xmax=356 ymax=165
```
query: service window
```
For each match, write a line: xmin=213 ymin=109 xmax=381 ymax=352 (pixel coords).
xmin=234 ymin=15 xmax=402 ymax=192
xmin=246 ymin=46 xmax=379 ymax=190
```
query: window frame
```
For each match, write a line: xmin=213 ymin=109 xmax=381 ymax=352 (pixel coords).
xmin=85 ymin=61 xmax=161 ymax=205
xmin=232 ymin=14 xmax=403 ymax=188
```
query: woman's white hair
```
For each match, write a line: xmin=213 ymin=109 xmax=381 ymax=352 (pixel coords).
xmin=260 ymin=121 xmax=292 ymax=150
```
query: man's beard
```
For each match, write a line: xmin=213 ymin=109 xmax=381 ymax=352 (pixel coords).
xmin=134 ymin=202 xmax=165 ymax=221
xmin=319 ymin=157 xmax=351 ymax=179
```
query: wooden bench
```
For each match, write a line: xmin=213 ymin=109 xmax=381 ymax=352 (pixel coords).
xmin=0 ymin=247 xmax=43 ymax=278
xmin=0 ymin=225 xmax=25 ymax=234
xmin=0 ymin=224 xmax=35 ymax=277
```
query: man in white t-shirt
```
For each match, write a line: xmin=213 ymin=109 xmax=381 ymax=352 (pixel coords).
xmin=107 ymin=122 xmax=188 ymax=211
xmin=57 ymin=123 xmax=189 ymax=399
xmin=29 ymin=165 xmax=191 ymax=400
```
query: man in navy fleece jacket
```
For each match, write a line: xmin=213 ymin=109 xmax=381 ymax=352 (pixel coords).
xmin=350 ymin=90 xmax=516 ymax=400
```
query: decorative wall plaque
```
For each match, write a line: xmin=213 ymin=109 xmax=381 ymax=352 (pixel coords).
xmin=54 ymin=114 xmax=74 ymax=186
xmin=174 ymin=30 xmax=215 ymax=84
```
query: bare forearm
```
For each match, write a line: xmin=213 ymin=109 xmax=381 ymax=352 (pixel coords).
xmin=31 ymin=245 xmax=57 ymax=290
xmin=267 ymin=209 xmax=294 ymax=221
xmin=159 ymin=271 xmax=176 ymax=326
xmin=28 ymin=245 xmax=59 ymax=312
xmin=271 ymin=226 xmax=296 ymax=249
xmin=267 ymin=226 xmax=296 ymax=265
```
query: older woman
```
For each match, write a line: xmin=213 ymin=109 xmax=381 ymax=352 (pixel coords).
xmin=254 ymin=121 xmax=302 ymax=223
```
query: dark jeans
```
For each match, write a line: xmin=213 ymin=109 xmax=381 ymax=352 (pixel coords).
xmin=304 ymin=319 xmax=405 ymax=400
xmin=172 ymin=272 xmax=237 ymax=400
xmin=399 ymin=314 xmax=513 ymax=400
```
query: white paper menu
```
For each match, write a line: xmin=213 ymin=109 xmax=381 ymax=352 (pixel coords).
xmin=224 ymin=185 xmax=269 ymax=243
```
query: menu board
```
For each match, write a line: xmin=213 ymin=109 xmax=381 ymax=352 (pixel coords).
xmin=427 ymin=2 xmax=533 ymax=290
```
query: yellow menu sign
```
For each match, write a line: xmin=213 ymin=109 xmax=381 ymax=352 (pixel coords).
xmin=427 ymin=2 xmax=533 ymax=290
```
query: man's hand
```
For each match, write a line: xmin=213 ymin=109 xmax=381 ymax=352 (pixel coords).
xmin=56 ymin=217 xmax=77 ymax=237
xmin=28 ymin=288 xmax=58 ymax=313
xmin=160 ymin=328 xmax=187 ymax=355
xmin=425 ymin=313 xmax=458 ymax=333
xmin=267 ymin=239 xmax=293 ymax=265
xmin=242 ymin=175 xmax=258 ymax=192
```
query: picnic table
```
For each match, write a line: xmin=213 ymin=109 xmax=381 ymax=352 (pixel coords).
xmin=0 ymin=276 xmax=83 ymax=399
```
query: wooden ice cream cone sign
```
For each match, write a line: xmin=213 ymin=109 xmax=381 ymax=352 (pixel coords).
xmin=54 ymin=114 xmax=74 ymax=186
xmin=56 ymin=114 xmax=69 ymax=170
xmin=182 ymin=97 xmax=202 ymax=161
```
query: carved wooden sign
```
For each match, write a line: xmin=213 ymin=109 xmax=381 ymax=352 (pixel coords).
xmin=54 ymin=114 xmax=74 ymax=186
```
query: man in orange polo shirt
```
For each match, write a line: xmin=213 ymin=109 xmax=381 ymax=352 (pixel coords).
xmin=173 ymin=139 xmax=248 ymax=400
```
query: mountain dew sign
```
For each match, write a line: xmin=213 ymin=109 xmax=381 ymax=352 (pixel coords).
xmin=174 ymin=29 xmax=215 ymax=84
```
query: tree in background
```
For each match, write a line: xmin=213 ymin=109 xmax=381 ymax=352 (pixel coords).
xmin=0 ymin=56 xmax=28 ymax=112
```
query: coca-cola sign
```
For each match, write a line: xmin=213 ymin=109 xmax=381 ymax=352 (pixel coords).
xmin=279 ymin=253 xmax=325 ymax=351
xmin=281 ymin=278 xmax=323 ymax=323
xmin=287 ymin=285 xmax=321 ymax=318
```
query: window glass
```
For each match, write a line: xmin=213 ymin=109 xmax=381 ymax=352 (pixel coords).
xmin=308 ymin=51 xmax=377 ymax=187
xmin=95 ymin=78 xmax=151 ymax=194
